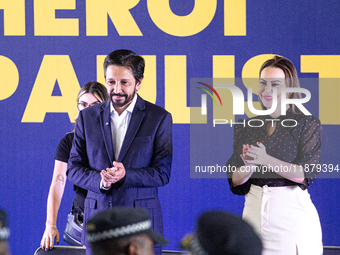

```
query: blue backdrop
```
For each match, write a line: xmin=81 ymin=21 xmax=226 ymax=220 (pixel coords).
xmin=0 ymin=1 xmax=339 ymax=254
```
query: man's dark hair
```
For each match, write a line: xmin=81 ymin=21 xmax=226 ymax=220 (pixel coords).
xmin=104 ymin=49 xmax=145 ymax=84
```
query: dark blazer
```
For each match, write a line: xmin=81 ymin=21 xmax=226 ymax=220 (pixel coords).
xmin=67 ymin=95 xmax=172 ymax=250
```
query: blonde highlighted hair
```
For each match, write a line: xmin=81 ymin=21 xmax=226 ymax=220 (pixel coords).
xmin=259 ymin=56 xmax=302 ymax=113
xmin=74 ymin=81 xmax=109 ymax=123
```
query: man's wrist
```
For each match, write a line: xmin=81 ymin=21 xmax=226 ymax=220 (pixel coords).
xmin=100 ymin=179 xmax=111 ymax=190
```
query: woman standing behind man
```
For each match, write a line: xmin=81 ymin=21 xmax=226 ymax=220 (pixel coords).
xmin=40 ymin=81 xmax=109 ymax=250
xmin=226 ymin=56 xmax=323 ymax=254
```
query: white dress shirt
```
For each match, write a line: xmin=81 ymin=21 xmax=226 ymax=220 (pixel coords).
xmin=110 ymin=94 xmax=137 ymax=160
xmin=100 ymin=95 xmax=137 ymax=190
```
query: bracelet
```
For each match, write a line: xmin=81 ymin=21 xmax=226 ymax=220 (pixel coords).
xmin=46 ymin=225 xmax=57 ymax=228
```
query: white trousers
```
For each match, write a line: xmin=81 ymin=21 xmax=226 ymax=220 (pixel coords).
xmin=243 ymin=184 xmax=323 ymax=255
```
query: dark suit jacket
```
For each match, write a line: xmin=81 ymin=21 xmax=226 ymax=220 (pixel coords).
xmin=67 ymin=95 xmax=172 ymax=250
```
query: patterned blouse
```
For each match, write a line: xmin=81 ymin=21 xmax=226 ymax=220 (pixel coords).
xmin=226 ymin=108 xmax=321 ymax=195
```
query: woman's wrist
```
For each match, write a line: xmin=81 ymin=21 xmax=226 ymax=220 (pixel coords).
xmin=46 ymin=221 xmax=57 ymax=228
xmin=262 ymin=154 xmax=274 ymax=168
xmin=46 ymin=224 xmax=57 ymax=228
xmin=244 ymin=163 xmax=257 ymax=170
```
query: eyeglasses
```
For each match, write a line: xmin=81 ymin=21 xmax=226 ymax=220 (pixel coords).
xmin=77 ymin=101 xmax=100 ymax=111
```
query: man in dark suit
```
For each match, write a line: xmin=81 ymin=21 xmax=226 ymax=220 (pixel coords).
xmin=67 ymin=49 xmax=172 ymax=255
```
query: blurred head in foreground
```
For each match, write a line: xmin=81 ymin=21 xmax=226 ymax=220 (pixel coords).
xmin=180 ymin=211 xmax=262 ymax=255
xmin=86 ymin=207 xmax=168 ymax=255
xmin=0 ymin=209 xmax=10 ymax=255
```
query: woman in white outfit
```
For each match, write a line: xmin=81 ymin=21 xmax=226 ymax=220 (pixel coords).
xmin=226 ymin=56 xmax=323 ymax=255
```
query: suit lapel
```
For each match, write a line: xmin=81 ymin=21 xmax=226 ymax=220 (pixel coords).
xmin=100 ymin=100 xmax=115 ymax=165
xmin=118 ymin=95 xmax=145 ymax=162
